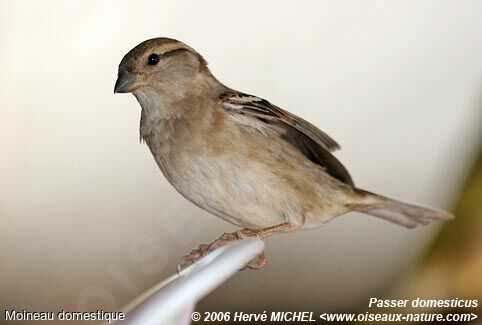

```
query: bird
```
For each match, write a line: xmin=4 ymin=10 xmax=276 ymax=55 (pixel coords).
xmin=114 ymin=37 xmax=454 ymax=270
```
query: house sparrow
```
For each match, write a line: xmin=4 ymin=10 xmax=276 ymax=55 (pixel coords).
xmin=114 ymin=37 xmax=453 ymax=270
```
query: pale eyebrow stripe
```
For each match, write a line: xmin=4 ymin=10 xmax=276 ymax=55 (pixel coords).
xmin=161 ymin=48 xmax=191 ymax=58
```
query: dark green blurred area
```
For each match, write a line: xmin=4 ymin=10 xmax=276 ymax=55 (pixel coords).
xmin=355 ymin=146 xmax=482 ymax=324
xmin=422 ymin=147 xmax=482 ymax=300
xmin=429 ymin=150 xmax=482 ymax=255
xmin=396 ymin=146 xmax=482 ymax=322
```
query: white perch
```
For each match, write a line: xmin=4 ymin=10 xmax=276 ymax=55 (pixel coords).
xmin=114 ymin=238 xmax=265 ymax=325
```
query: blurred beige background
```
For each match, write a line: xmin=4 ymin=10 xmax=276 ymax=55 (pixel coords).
xmin=1 ymin=0 xmax=481 ymax=322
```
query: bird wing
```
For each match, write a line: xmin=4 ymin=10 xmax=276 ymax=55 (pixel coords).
xmin=221 ymin=92 xmax=354 ymax=186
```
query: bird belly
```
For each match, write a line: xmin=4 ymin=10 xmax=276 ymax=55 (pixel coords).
xmin=156 ymin=153 xmax=290 ymax=229
xmin=153 ymin=140 xmax=345 ymax=230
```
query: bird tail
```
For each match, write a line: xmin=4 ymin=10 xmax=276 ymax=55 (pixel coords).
xmin=349 ymin=188 xmax=454 ymax=228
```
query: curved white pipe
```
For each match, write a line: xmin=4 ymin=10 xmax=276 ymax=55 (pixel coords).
xmin=115 ymin=238 xmax=265 ymax=325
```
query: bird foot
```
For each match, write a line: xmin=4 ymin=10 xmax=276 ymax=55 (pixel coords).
xmin=244 ymin=251 xmax=268 ymax=270
xmin=177 ymin=230 xmax=266 ymax=272
xmin=177 ymin=243 xmax=210 ymax=272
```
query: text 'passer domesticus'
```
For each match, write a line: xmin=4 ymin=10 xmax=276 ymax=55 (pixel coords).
xmin=114 ymin=38 xmax=453 ymax=270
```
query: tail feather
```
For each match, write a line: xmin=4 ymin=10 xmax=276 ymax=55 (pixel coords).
xmin=350 ymin=188 xmax=454 ymax=229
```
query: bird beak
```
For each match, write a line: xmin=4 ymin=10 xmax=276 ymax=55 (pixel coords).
xmin=114 ymin=72 xmax=139 ymax=94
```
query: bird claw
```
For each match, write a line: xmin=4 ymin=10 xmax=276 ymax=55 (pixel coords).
xmin=244 ymin=251 xmax=267 ymax=270
xmin=177 ymin=230 xmax=266 ymax=273
xmin=177 ymin=243 xmax=209 ymax=273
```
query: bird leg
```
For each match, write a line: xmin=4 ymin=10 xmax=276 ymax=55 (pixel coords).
xmin=178 ymin=222 xmax=297 ymax=272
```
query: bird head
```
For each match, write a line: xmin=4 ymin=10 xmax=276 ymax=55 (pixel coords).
xmin=114 ymin=38 xmax=210 ymax=97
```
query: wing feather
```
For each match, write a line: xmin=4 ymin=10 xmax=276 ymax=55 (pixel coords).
xmin=222 ymin=92 xmax=340 ymax=152
xmin=221 ymin=92 xmax=354 ymax=186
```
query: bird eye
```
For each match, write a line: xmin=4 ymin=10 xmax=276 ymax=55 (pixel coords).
xmin=147 ymin=53 xmax=160 ymax=65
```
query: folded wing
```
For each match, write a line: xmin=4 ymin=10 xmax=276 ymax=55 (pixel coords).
xmin=221 ymin=92 xmax=354 ymax=186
